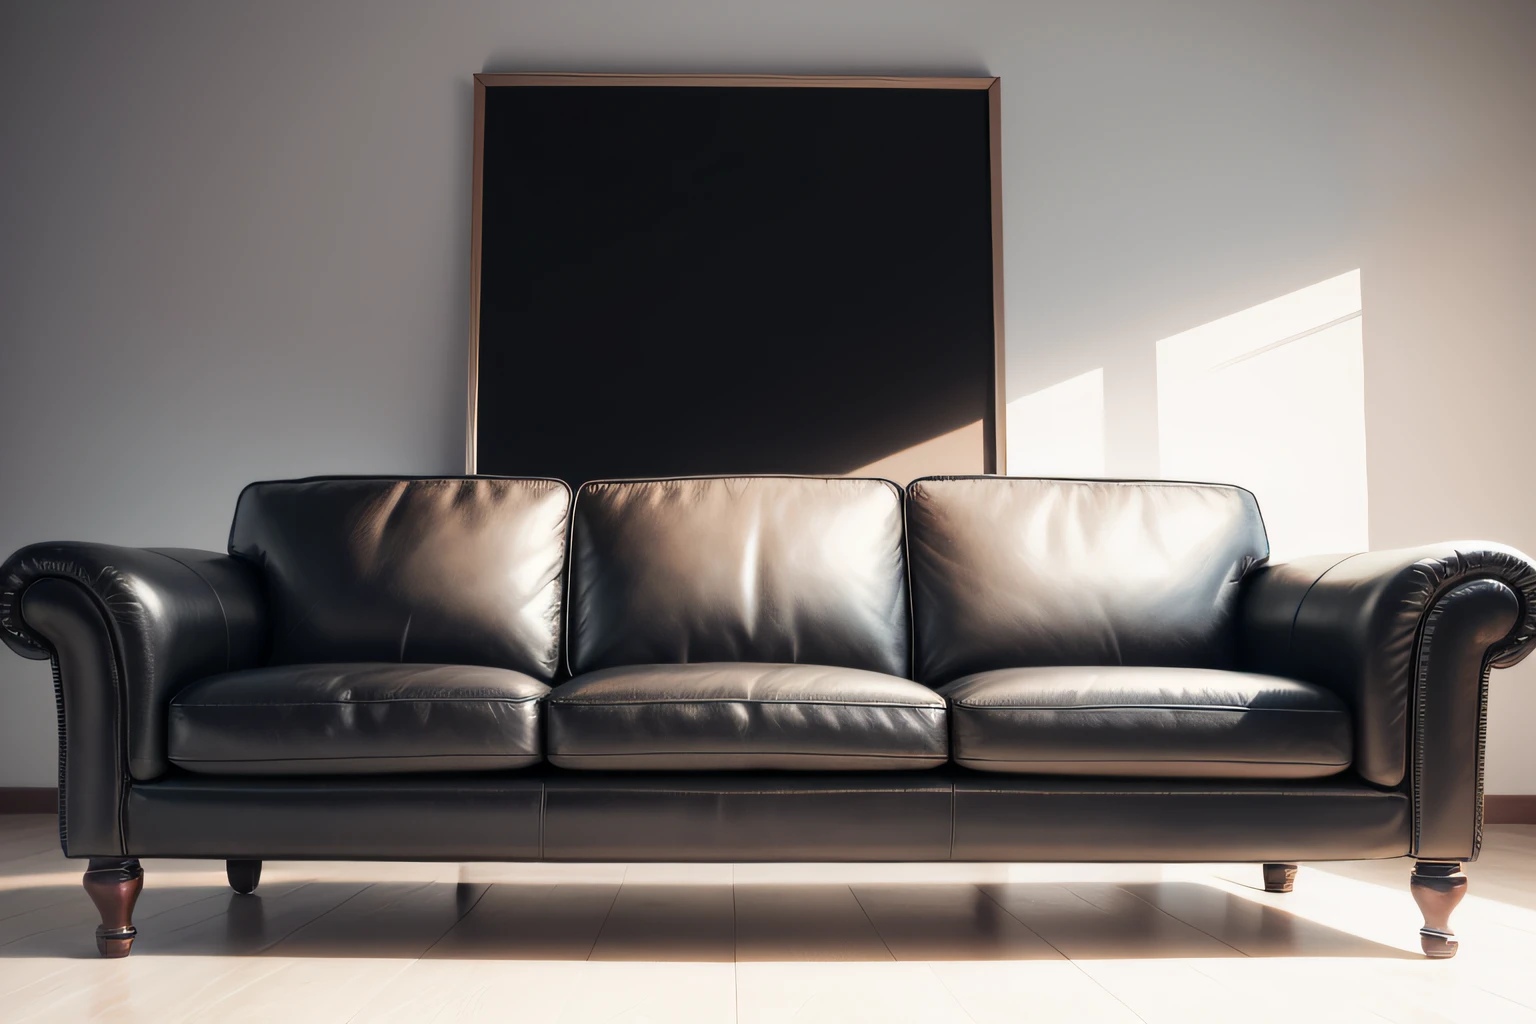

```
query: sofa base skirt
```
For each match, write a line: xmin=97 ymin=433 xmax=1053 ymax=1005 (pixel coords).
xmin=542 ymin=773 xmax=955 ymax=860
xmin=121 ymin=770 xmax=1411 ymax=863
xmin=952 ymin=777 xmax=1411 ymax=862
xmin=124 ymin=775 xmax=544 ymax=860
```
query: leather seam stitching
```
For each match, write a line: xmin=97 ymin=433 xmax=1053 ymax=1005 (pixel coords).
xmin=1409 ymin=578 xmax=1508 ymax=859
xmin=910 ymin=476 xmax=1257 ymax=495
xmin=550 ymin=751 xmax=943 ymax=759
xmin=151 ymin=550 xmax=233 ymax=674
xmin=548 ymin=698 xmax=945 ymax=709
xmin=955 ymin=756 xmax=1351 ymax=766
xmin=1406 ymin=580 xmax=1505 ymax=859
xmin=1288 ymin=552 xmax=1357 ymax=653
xmin=901 ymin=482 xmax=918 ymax=684
xmin=948 ymin=780 xmax=957 ymax=861
xmin=36 ymin=579 xmax=132 ymax=855
xmin=959 ymin=786 xmax=1401 ymax=797
xmin=544 ymin=787 xmax=945 ymax=795
xmin=1412 ymin=595 xmax=1439 ymax=856
xmin=171 ymin=753 xmax=538 ymax=762
xmin=538 ymin=782 xmax=547 ymax=859
xmin=172 ymin=697 xmax=544 ymax=708
xmin=949 ymin=702 xmax=1345 ymax=713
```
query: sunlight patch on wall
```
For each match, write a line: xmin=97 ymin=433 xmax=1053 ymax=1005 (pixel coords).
xmin=849 ymin=419 xmax=985 ymax=484
xmin=1156 ymin=269 xmax=1368 ymax=561
xmin=1005 ymin=368 xmax=1106 ymax=478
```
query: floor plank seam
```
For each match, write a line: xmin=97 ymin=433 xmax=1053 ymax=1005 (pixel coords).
xmin=183 ymin=882 xmax=393 ymax=1023
xmin=417 ymin=879 xmax=493 ymax=961
xmin=586 ymin=878 xmax=625 ymax=961
xmin=730 ymin=870 xmax=741 ymax=1023
xmin=969 ymin=881 xmax=1153 ymax=1023
xmin=844 ymin=884 xmax=899 ymax=962
xmin=920 ymin=958 xmax=1010 ymax=1024
xmin=1114 ymin=883 xmax=1252 ymax=958
xmin=150 ymin=889 xmax=268 ymax=942
xmin=968 ymin=882 xmax=1068 ymax=960
xmin=0 ymin=891 xmax=82 ymax=926
xmin=258 ymin=881 xmax=377 ymax=955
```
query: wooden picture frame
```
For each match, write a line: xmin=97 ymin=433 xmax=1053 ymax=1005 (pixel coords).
xmin=466 ymin=72 xmax=1004 ymax=480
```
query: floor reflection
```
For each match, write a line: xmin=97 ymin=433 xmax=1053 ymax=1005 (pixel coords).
xmin=6 ymin=818 xmax=1534 ymax=1022
xmin=1 ymin=878 xmax=1412 ymax=961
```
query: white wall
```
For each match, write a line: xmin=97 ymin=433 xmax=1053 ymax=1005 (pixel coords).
xmin=2 ymin=0 xmax=1533 ymax=789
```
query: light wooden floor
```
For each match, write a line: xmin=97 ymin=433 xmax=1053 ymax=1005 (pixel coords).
xmin=1 ymin=816 xmax=1533 ymax=1022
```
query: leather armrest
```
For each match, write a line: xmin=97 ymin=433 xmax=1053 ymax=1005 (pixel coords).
xmin=1240 ymin=543 xmax=1534 ymax=859
xmin=1 ymin=544 xmax=267 ymax=855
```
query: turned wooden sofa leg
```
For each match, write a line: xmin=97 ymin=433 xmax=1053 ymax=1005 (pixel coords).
xmin=1262 ymin=863 xmax=1298 ymax=893
xmin=82 ymin=858 xmax=143 ymax=958
xmin=1411 ymin=861 xmax=1467 ymax=959
xmin=227 ymin=859 xmax=262 ymax=895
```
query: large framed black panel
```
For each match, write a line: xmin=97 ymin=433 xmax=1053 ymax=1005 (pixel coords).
xmin=468 ymin=74 xmax=1003 ymax=486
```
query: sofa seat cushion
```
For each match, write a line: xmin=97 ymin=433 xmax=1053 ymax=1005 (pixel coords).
xmin=545 ymin=663 xmax=948 ymax=770
xmin=168 ymin=663 xmax=548 ymax=774
xmin=939 ymin=666 xmax=1351 ymax=779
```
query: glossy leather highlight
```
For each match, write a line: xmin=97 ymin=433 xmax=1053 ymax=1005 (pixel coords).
xmin=1 ymin=544 xmax=268 ymax=781
xmin=546 ymin=662 xmax=947 ymax=770
xmin=229 ymin=477 xmax=570 ymax=679
xmin=567 ymin=477 xmax=910 ymax=677
xmin=906 ymin=477 xmax=1269 ymax=685
xmin=1240 ymin=543 xmax=1536 ymax=788
xmin=939 ymin=665 xmax=1351 ymax=778
xmin=168 ymin=663 xmax=549 ymax=775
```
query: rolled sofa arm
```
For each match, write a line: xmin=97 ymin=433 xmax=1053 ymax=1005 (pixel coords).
xmin=0 ymin=543 xmax=267 ymax=855
xmin=1240 ymin=543 xmax=1535 ymax=860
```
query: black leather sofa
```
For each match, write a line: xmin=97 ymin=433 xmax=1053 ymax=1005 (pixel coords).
xmin=3 ymin=474 xmax=1532 ymax=960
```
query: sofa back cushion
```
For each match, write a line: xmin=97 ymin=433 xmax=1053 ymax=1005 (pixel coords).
xmin=568 ymin=477 xmax=910 ymax=677
xmin=229 ymin=476 xmax=571 ymax=680
xmin=906 ymin=476 xmax=1268 ymax=685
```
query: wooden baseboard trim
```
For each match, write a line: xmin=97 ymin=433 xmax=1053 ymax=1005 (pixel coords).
xmin=1486 ymin=795 xmax=1536 ymax=825
xmin=0 ymin=787 xmax=58 ymax=814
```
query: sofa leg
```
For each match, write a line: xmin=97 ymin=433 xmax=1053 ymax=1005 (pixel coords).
xmin=1262 ymin=863 xmax=1298 ymax=893
xmin=1411 ymin=861 xmax=1467 ymax=959
xmin=82 ymin=858 xmax=143 ymax=958
xmin=227 ymin=859 xmax=262 ymax=895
